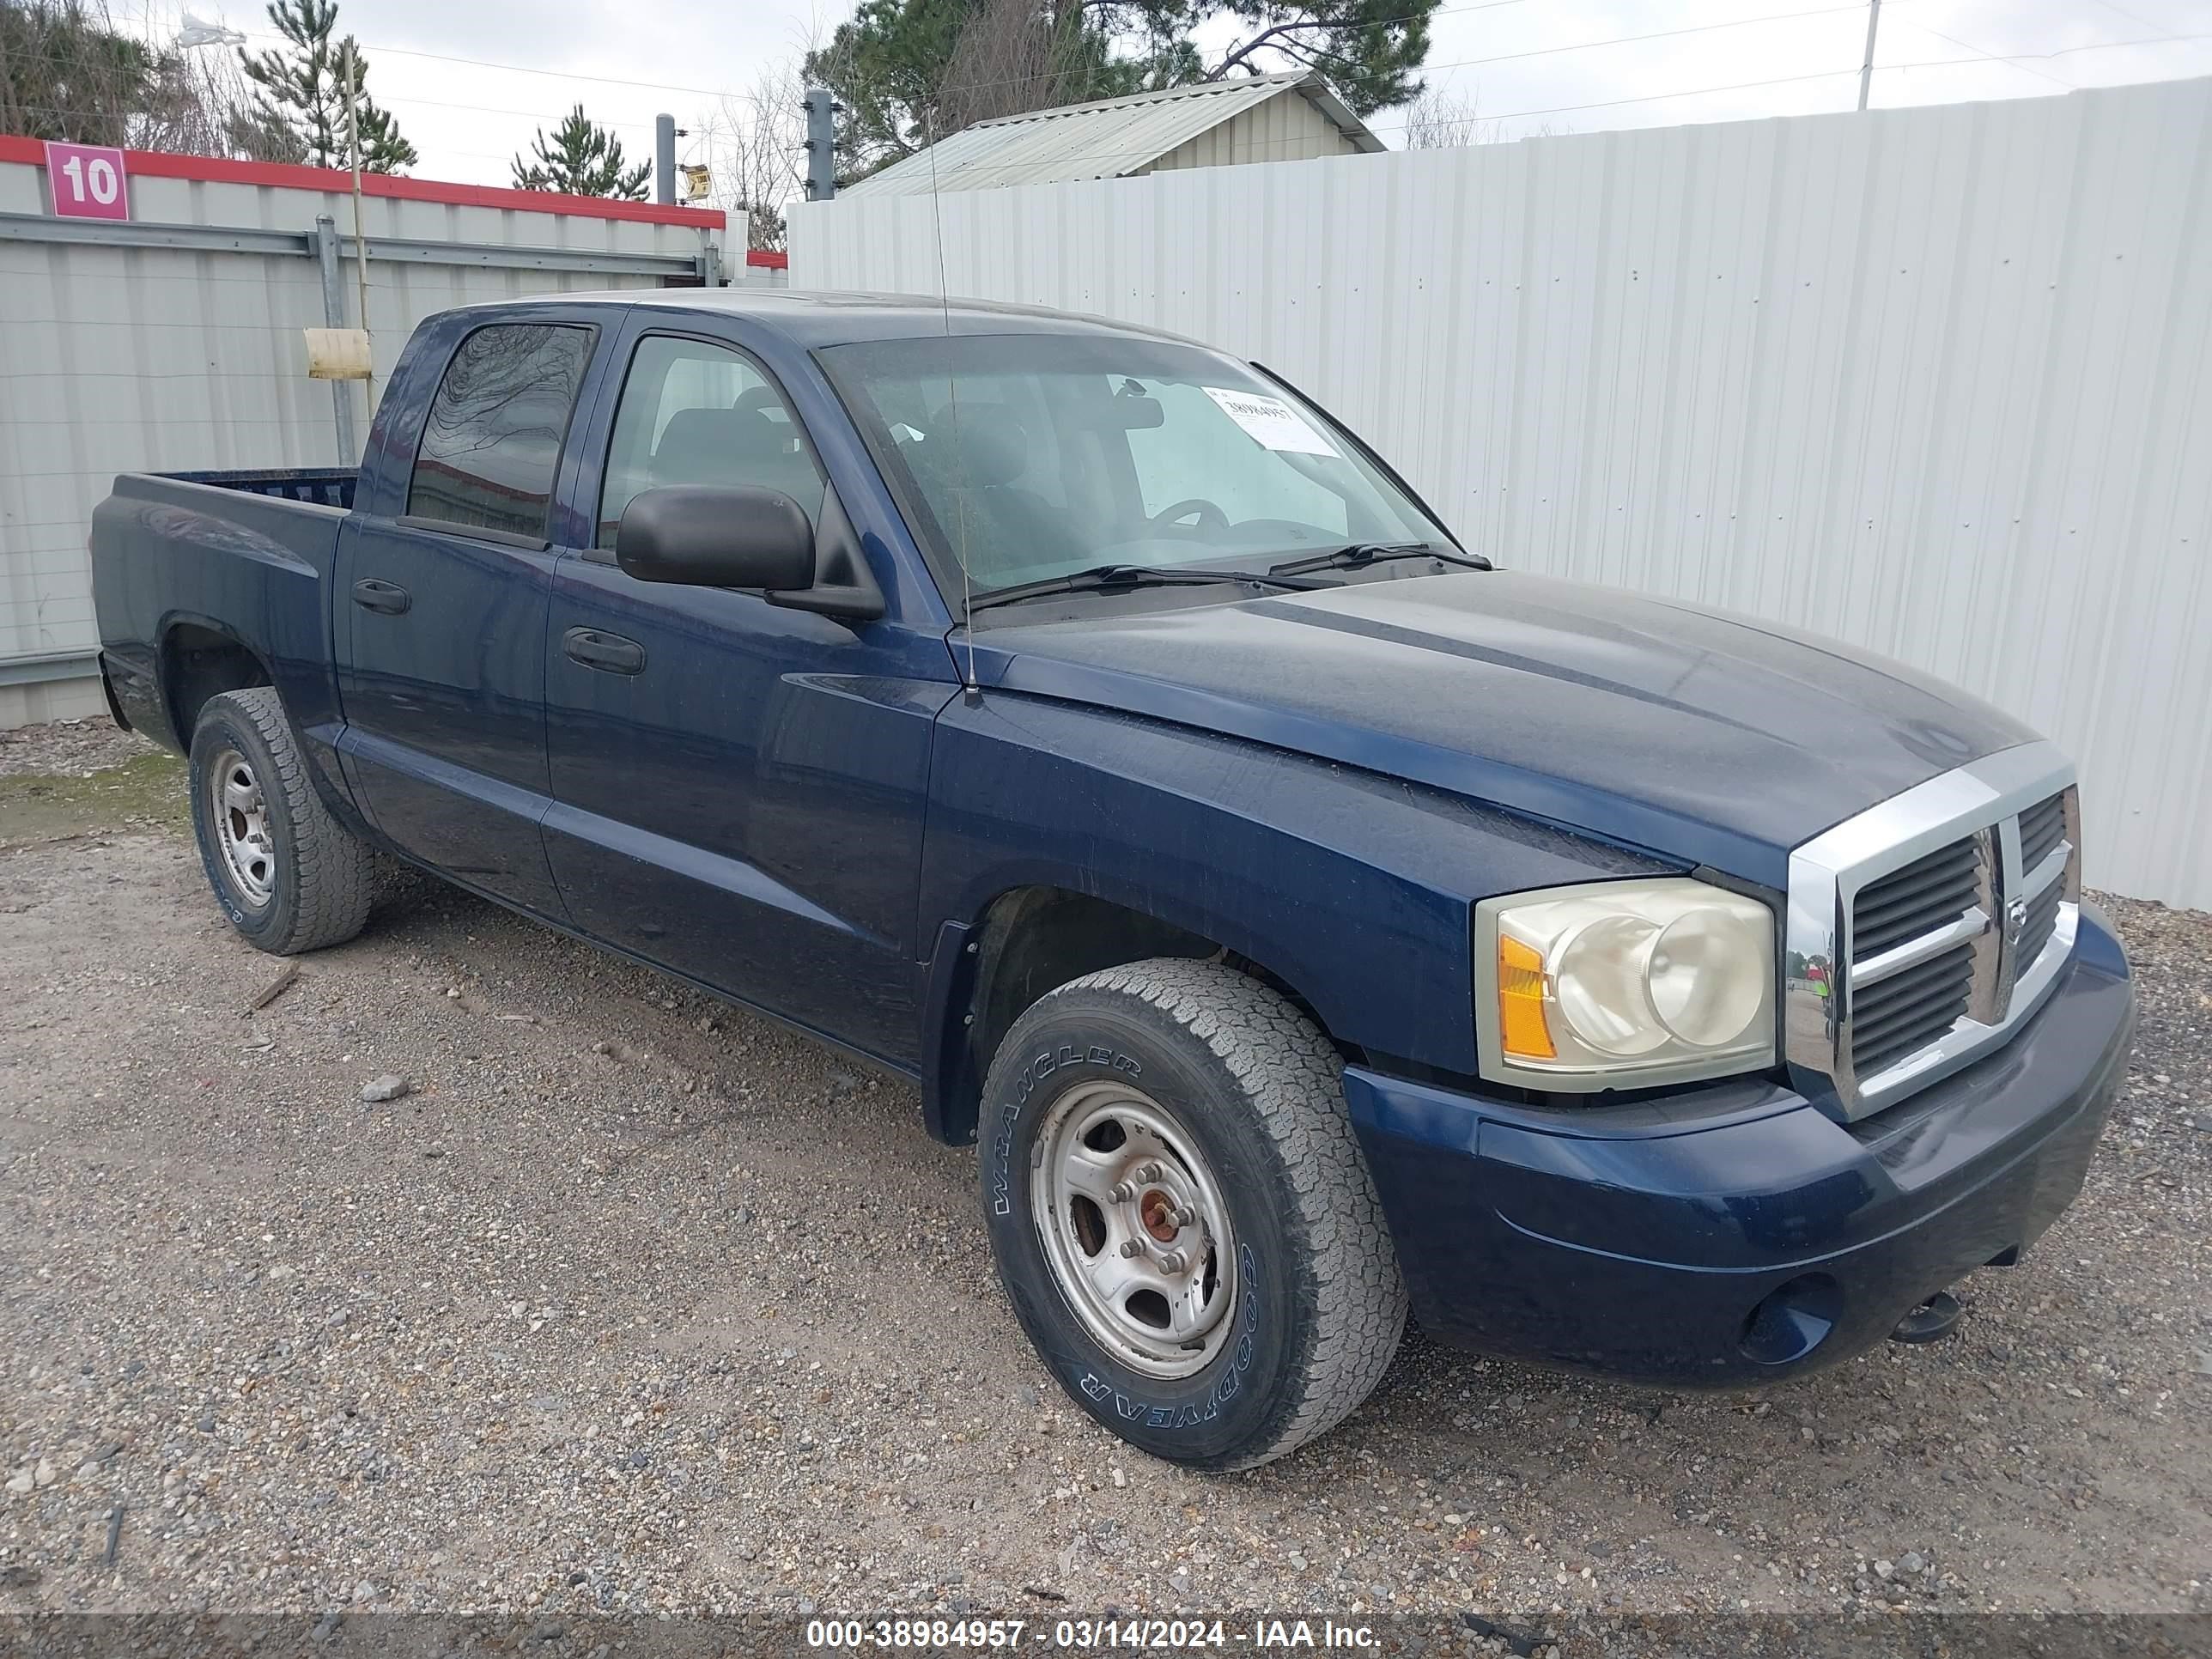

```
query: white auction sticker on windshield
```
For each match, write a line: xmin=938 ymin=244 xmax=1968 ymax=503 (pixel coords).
xmin=1202 ymin=386 xmax=1338 ymax=456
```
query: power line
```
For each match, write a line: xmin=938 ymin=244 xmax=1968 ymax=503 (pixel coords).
xmin=1386 ymin=17 xmax=2209 ymax=115
xmin=912 ymin=0 xmax=1869 ymax=104
xmin=1880 ymin=14 xmax=2076 ymax=93
xmin=9 ymin=12 xmax=2209 ymax=188
xmin=771 ymin=28 xmax=2212 ymax=173
xmin=2090 ymin=0 xmax=2179 ymax=34
xmin=1365 ymin=3 xmax=1872 ymax=82
xmin=187 ymin=3 xmax=2212 ymax=121
xmin=896 ymin=26 xmax=2212 ymax=163
xmin=233 ymin=0 xmax=1552 ymax=108
xmin=0 ymin=0 xmax=1707 ymax=130
xmin=15 ymin=23 xmax=2209 ymax=183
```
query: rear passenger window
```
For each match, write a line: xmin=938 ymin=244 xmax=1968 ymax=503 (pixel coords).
xmin=597 ymin=336 xmax=824 ymax=549
xmin=407 ymin=324 xmax=593 ymax=542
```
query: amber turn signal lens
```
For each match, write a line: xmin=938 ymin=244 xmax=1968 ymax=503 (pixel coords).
xmin=1498 ymin=934 xmax=1556 ymax=1060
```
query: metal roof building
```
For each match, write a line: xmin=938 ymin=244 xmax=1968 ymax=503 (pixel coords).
xmin=842 ymin=71 xmax=1382 ymax=198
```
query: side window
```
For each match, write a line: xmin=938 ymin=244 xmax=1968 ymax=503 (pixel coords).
xmin=405 ymin=323 xmax=593 ymax=541
xmin=597 ymin=336 xmax=826 ymax=549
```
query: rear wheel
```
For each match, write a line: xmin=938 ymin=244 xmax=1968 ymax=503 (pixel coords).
xmin=979 ymin=957 xmax=1406 ymax=1470
xmin=188 ymin=687 xmax=373 ymax=955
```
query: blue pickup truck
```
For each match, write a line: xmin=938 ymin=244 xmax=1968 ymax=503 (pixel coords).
xmin=89 ymin=289 xmax=2134 ymax=1469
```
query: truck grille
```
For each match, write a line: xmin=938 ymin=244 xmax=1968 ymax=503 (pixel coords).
xmin=2016 ymin=791 xmax=2068 ymax=964
xmin=1847 ymin=837 xmax=1983 ymax=1075
xmin=2019 ymin=792 xmax=2066 ymax=872
xmin=1851 ymin=836 xmax=1979 ymax=957
xmin=1785 ymin=747 xmax=2081 ymax=1121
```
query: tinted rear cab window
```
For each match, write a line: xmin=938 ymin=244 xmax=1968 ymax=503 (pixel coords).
xmin=406 ymin=323 xmax=593 ymax=541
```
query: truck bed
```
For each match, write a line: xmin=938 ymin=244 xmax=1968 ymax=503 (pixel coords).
xmin=164 ymin=468 xmax=358 ymax=509
xmin=89 ymin=471 xmax=358 ymax=753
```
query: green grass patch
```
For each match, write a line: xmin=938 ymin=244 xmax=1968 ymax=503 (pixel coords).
xmin=0 ymin=751 xmax=190 ymax=846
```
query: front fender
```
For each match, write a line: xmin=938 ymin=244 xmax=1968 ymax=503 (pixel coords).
xmin=919 ymin=691 xmax=1678 ymax=1080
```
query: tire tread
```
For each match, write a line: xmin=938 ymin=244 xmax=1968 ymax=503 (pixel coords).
xmin=1015 ymin=958 xmax=1407 ymax=1469
xmin=195 ymin=687 xmax=373 ymax=954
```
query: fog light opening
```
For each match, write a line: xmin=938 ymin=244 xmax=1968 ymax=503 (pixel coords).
xmin=1739 ymin=1273 xmax=1843 ymax=1367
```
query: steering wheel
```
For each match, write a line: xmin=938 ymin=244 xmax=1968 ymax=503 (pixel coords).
xmin=1148 ymin=497 xmax=1230 ymax=533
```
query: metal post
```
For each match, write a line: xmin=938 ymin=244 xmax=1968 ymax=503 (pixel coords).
xmin=1856 ymin=0 xmax=1882 ymax=112
xmin=804 ymin=88 xmax=836 ymax=202
xmin=313 ymin=216 xmax=360 ymax=463
xmin=655 ymin=114 xmax=678 ymax=206
xmin=346 ymin=42 xmax=373 ymax=402
xmin=696 ymin=231 xmax=722 ymax=289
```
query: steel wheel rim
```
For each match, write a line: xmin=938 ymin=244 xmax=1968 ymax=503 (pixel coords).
xmin=206 ymin=746 xmax=275 ymax=907
xmin=1030 ymin=1079 xmax=1238 ymax=1379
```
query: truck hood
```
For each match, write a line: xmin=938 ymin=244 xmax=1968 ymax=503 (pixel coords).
xmin=967 ymin=569 xmax=2036 ymax=889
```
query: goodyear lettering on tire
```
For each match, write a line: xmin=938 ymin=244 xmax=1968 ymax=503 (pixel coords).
xmin=1074 ymin=1244 xmax=1260 ymax=1429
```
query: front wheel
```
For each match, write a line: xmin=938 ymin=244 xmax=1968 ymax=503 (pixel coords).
xmin=979 ymin=958 xmax=1407 ymax=1470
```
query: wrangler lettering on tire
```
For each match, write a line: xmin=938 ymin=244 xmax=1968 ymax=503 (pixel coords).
xmin=978 ymin=957 xmax=1407 ymax=1470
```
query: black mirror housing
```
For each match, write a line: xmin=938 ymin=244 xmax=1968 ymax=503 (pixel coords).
xmin=615 ymin=485 xmax=817 ymax=591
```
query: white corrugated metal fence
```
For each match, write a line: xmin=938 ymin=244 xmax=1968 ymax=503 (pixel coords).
xmin=793 ymin=77 xmax=2212 ymax=910
xmin=0 ymin=149 xmax=733 ymax=726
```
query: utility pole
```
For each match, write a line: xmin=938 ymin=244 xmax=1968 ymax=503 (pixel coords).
xmin=346 ymin=40 xmax=373 ymax=404
xmin=803 ymin=88 xmax=836 ymax=202
xmin=1856 ymin=0 xmax=1882 ymax=112
xmin=655 ymin=114 xmax=678 ymax=206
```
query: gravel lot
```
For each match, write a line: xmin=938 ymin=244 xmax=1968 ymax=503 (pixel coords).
xmin=1 ymin=718 xmax=2207 ymax=1626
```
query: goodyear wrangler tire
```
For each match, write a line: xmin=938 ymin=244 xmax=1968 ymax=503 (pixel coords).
xmin=188 ymin=687 xmax=373 ymax=956
xmin=979 ymin=957 xmax=1407 ymax=1470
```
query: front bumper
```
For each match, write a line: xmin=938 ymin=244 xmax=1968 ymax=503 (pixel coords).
xmin=1346 ymin=904 xmax=2134 ymax=1387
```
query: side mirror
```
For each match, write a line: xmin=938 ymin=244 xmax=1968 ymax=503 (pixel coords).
xmin=615 ymin=485 xmax=816 ymax=591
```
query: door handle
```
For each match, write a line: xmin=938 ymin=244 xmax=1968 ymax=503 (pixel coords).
xmin=563 ymin=626 xmax=646 ymax=675
xmin=351 ymin=578 xmax=411 ymax=616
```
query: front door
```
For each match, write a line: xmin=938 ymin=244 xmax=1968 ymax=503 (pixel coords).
xmin=334 ymin=314 xmax=602 ymax=916
xmin=540 ymin=325 xmax=950 ymax=1061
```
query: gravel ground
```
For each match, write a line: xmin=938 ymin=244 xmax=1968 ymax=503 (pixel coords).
xmin=0 ymin=720 xmax=2206 ymax=1626
xmin=0 ymin=716 xmax=152 ymax=781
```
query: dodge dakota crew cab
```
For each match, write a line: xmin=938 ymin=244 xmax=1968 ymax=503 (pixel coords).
xmin=89 ymin=290 xmax=2135 ymax=1470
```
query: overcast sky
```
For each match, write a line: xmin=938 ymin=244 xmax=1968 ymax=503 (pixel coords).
xmin=123 ymin=0 xmax=2212 ymax=189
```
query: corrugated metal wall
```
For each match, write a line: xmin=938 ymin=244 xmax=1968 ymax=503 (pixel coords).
xmin=792 ymin=77 xmax=2212 ymax=911
xmin=0 ymin=156 xmax=722 ymax=726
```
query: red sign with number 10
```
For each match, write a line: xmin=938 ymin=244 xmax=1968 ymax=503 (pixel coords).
xmin=45 ymin=141 xmax=131 ymax=221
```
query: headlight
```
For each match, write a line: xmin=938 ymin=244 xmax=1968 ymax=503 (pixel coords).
xmin=1475 ymin=878 xmax=1777 ymax=1091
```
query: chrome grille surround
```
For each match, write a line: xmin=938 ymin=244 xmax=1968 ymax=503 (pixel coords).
xmin=1784 ymin=741 xmax=2081 ymax=1121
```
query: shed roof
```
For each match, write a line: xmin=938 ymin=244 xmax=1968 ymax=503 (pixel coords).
xmin=842 ymin=70 xmax=1382 ymax=198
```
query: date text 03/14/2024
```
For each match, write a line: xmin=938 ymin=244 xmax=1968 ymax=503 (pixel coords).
xmin=804 ymin=1618 xmax=1382 ymax=1650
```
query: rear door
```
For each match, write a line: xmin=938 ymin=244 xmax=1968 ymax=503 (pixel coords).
xmin=334 ymin=309 xmax=609 ymax=916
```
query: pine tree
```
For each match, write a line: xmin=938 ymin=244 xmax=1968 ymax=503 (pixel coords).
xmin=237 ymin=0 xmax=416 ymax=172
xmin=511 ymin=106 xmax=651 ymax=199
xmin=347 ymin=64 xmax=417 ymax=173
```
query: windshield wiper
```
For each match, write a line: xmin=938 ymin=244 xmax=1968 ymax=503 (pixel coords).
xmin=1268 ymin=541 xmax=1492 ymax=577
xmin=967 ymin=562 xmax=1340 ymax=615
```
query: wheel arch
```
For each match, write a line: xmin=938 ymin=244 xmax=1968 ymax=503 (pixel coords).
xmin=161 ymin=616 xmax=275 ymax=748
xmin=920 ymin=882 xmax=1340 ymax=1146
xmin=162 ymin=617 xmax=378 ymax=846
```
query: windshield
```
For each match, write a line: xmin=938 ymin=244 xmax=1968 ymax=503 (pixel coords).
xmin=818 ymin=332 xmax=1453 ymax=600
